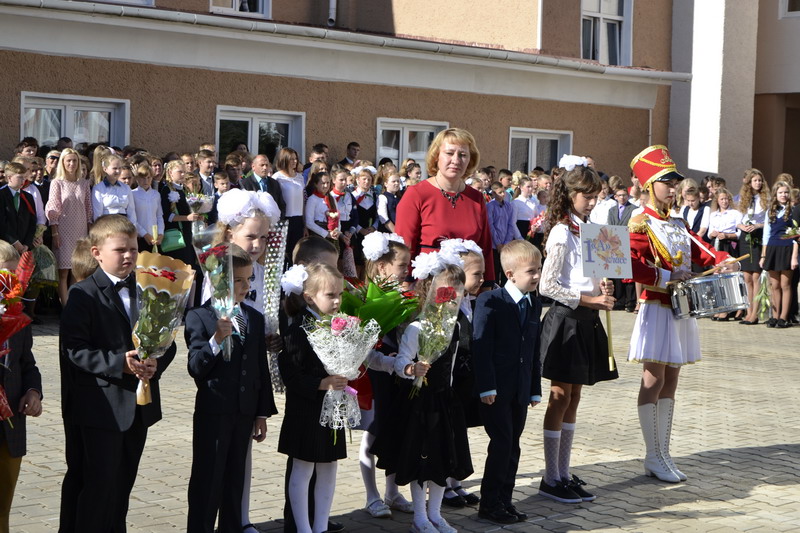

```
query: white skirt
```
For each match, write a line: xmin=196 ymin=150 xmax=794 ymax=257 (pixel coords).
xmin=627 ymin=302 xmax=701 ymax=367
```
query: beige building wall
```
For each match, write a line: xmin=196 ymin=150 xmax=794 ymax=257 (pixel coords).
xmin=0 ymin=50 xmax=650 ymax=177
xmin=755 ymin=0 xmax=800 ymax=94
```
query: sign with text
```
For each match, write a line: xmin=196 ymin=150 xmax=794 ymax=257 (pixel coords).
xmin=580 ymin=224 xmax=632 ymax=279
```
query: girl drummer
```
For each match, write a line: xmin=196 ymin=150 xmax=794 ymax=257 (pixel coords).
xmin=627 ymin=145 xmax=738 ymax=483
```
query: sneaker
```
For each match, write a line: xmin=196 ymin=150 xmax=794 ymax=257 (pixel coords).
xmin=385 ymin=494 xmax=414 ymax=513
xmin=429 ymin=517 xmax=457 ymax=533
xmin=565 ymin=475 xmax=596 ymax=502
xmin=365 ymin=499 xmax=392 ymax=518
xmin=538 ymin=479 xmax=582 ymax=504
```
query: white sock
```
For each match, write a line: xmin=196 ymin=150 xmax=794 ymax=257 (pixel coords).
xmin=427 ymin=483 xmax=446 ymax=524
xmin=241 ymin=440 xmax=253 ymax=527
xmin=559 ymin=422 xmax=576 ymax=481
xmin=288 ymin=459 xmax=314 ymax=533
xmin=359 ymin=431 xmax=381 ymax=505
xmin=312 ymin=462 xmax=338 ymax=533
xmin=410 ymin=480 xmax=430 ymax=527
xmin=543 ymin=429 xmax=562 ymax=486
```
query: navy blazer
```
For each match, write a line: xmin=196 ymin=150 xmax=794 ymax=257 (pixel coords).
xmin=471 ymin=287 xmax=542 ymax=405
xmin=60 ymin=268 xmax=175 ymax=431
xmin=185 ymin=302 xmax=277 ymax=418
xmin=0 ymin=186 xmax=37 ymax=248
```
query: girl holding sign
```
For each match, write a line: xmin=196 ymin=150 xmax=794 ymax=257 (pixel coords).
xmin=538 ymin=156 xmax=618 ymax=504
xmin=627 ymin=145 xmax=737 ymax=483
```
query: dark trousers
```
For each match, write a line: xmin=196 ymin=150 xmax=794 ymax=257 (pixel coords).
xmin=187 ymin=412 xmax=253 ymax=533
xmin=493 ymin=249 xmax=508 ymax=286
xmin=59 ymin=412 xmax=147 ymax=533
xmin=479 ymin=395 xmax=528 ymax=510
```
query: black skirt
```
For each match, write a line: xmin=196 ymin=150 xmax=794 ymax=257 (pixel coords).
xmin=737 ymin=229 xmax=763 ymax=272
xmin=540 ymin=302 xmax=618 ymax=385
xmin=763 ymin=244 xmax=793 ymax=272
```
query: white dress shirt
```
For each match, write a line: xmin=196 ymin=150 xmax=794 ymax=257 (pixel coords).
xmin=540 ymin=214 xmax=600 ymax=309
xmin=23 ymin=183 xmax=46 ymax=225
xmin=92 ymin=179 xmax=137 ymax=226
xmin=103 ymin=270 xmax=133 ymax=322
xmin=275 ymin=171 xmax=305 ymax=218
xmin=131 ymin=186 xmax=165 ymax=238
xmin=709 ymin=209 xmax=743 ymax=236
xmin=304 ymin=194 xmax=335 ymax=238
xmin=513 ymin=196 xmax=539 ymax=221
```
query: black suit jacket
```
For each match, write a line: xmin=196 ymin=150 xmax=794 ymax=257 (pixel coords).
xmin=0 ymin=186 xmax=37 ymax=248
xmin=472 ymin=288 xmax=542 ymax=405
xmin=0 ymin=325 xmax=42 ymax=457
xmin=185 ymin=302 xmax=277 ymax=418
xmin=240 ymin=173 xmax=286 ymax=218
xmin=607 ymin=202 xmax=637 ymax=226
xmin=60 ymin=268 xmax=175 ymax=431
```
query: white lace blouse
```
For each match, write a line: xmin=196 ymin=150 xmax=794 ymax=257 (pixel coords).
xmin=539 ymin=215 xmax=601 ymax=309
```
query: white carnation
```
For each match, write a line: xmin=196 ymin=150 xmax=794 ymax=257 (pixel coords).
xmin=167 ymin=191 xmax=180 ymax=203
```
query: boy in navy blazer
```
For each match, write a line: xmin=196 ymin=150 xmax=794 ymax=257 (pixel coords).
xmin=472 ymin=240 xmax=543 ymax=525
xmin=184 ymin=244 xmax=277 ymax=533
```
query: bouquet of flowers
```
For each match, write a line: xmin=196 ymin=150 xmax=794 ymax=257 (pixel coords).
xmin=411 ymin=274 xmax=464 ymax=395
xmin=263 ymin=219 xmax=289 ymax=393
xmin=340 ymin=276 xmax=418 ymax=337
xmin=132 ymin=252 xmax=194 ymax=404
xmin=303 ymin=314 xmax=381 ymax=432
xmin=30 ymin=225 xmax=57 ymax=289
xmin=195 ymin=243 xmax=235 ymax=361
xmin=782 ymin=219 xmax=800 ymax=239
xmin=186 ymin=192 xmax=215 ymax=239
xmin=0 ymin=251 xmax=35 ymax=428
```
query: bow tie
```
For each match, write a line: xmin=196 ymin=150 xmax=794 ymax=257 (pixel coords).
xmin=114 ymin=274 xmax=135 ymax=292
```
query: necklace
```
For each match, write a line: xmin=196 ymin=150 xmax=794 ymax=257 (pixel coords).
xmin=434 ymin=176 xmax=463 ymax=209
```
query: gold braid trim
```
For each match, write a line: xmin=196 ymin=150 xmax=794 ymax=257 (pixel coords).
xmin=628 ymin=218 xmax=648 ymax=234
xmin=643 ymin=222 xmax=685 ymax=267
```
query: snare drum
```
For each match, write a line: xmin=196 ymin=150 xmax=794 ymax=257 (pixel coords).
xmin=670 ymin=272 xmax=749 ymax=319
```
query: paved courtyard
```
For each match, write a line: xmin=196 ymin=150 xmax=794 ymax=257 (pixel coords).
xmin=10 ymin=310 xmax=800 ymax=532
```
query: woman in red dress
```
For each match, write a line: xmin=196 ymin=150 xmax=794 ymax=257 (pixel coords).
xmin=395 ymin=128 xmax=495 ymax=283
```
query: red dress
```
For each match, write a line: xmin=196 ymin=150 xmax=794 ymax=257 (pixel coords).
xmin=396 ymin=180 xmax=495 ymax=282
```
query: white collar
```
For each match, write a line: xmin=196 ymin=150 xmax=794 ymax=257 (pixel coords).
xmin=504 ymin=281 xmax=531 ymax=305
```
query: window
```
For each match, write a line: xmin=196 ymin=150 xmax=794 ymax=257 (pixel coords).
xmin=216 ymin=107 xmax=304 ymax=163
xmin=581 ymin=0 xmax=632 ymax=66
xmin=508 ymin=128 xmax=573 ymax=174
xmin=21 ymin=93 xmax=129 ymax=148
xmin=781 ymin=0 xmax=800 ymax=17
xmin=376 ymin=119 xmax=448 ymax=177
xmin=211 ymin=0 xmax=271 ymax=18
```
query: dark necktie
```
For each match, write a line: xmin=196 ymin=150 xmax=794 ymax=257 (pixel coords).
xmin=115 ymin=274 xmax=135 ymax=292
xmin=518 ymin=297 xmax=529 ymax=326
xmin=260 ymin=178 xmax=269 ymax=192
xmin=234 ymin=307 xmax=246 ymax=339
xmin=12 ymin=192 xmax=19 ymax=211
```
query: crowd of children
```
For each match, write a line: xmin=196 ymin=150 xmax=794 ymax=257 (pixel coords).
xmin=0 ymin=133 xmax=796 ymax=533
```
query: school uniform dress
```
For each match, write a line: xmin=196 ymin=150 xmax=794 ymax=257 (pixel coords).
xmin=278 ymin=309 xmax=346 ymax=462
xmin=352 ymin=189 xmax=379 ymax=265
xmin=539 ymin=216 xmax=618 ymax=385
xmin=131 ymin=186 xmax=164 ymax=253
xmin=627 ymin=206 xmax=730 ymax=366
xmin=371 ymin=320 xmax=473 ymax=487
xmin=451 ymin=299 xmax=482 ymax=428
xmin=737 ymin=196 xmax=766 ymax=271
xmin=708 ymin=209 xmax=743 ymax=255
xmin=762 ymin=206 xmax=794 ymax=271
xmin=160 ymin=184 xmax=196 ymax=267
xmin=185 ymin=302 xmax=276 ymax=533
xmin=376 ymin=191 xmax=400 ymax=232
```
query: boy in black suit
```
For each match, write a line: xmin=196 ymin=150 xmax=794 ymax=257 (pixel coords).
xmin=184 ymin=244 xmax=277 ymax=533
xmin=472 ymin=240 xmax=543 ymax=525
xmin=59 ymin=215 xmax=176 ymax=533
xmin=0 ymin=162 xmax=36 ymax=255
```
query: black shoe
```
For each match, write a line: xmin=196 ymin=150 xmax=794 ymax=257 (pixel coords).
xmin=740 ymin=319 xmax=758 ymax=325
xmin=538 ymin=479 xmax=582 ymax=503
xmin=31 ymin=316 xmax=43 ymax=325
xmin=478 ymin=505 xmax=518 ymax=525
xmin=505 ymin=504 xmax=527 ymax=521
xmin=565 ymin=475 xmax=596 ymax=502
xmin=462 ymin=492 xmax=481 ymax=506
xmin=327 ymin=521 xmax=344 ymax=532
xmin=777 ymin=319 xmax=792 ymax=328
xmin=767 ymin=318 xmax=777 ymax=328
xmin=442 ymin=491 xmax=466 ymax=508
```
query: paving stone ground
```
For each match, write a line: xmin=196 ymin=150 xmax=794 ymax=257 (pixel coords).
xmin=10 ymin=310 xmax=800 ymax=532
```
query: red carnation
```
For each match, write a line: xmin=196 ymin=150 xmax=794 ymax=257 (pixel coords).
xmin=435 ymin=286 xmax=457 ymax=304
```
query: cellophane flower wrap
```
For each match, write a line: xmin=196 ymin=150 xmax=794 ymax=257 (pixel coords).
xmin=303 ymin=314 xmax=381 ymax=431
xmin=0 ymin=251 xmax=35 ymax=428
xmin=412 ymin=276 xmax=464 ymax=394
xmin=31 ymin=225 xmax=57 ymax=289
xmin=263 ymin=219 xmax=289 ymax=393
xmin=340 ymin=277 xmax=418 ymax=337
xmin=193 ymin=225 xmax=236 ymax=361
xmin=186 ymin=192 xmax=215 ymax=238
xmin=132 ymin=252 xmax=194 ymax=405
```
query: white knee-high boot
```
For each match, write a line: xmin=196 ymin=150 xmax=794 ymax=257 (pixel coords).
xmin=638 ymin=403 xmax=680 ymax=483
xmin=657 ymin=398 xmax=687 ymax=481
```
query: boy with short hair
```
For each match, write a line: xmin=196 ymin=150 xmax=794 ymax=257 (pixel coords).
xmin=195 ymin=149 xmax=217 ymax=195
xmin=207 ymin=173 xmax=232 ymax=225
xmin=473 ymin=240 xmax=543 ymax=525
xmin=59 ymin=215 xmax=176 ymax=532
xmin=185 ymin=244 xmax=276 ymax=533
xmin=0 ymin=162 xmax=37 ymax=255
xmin=487 ymin=182 xmax=522 ymax=285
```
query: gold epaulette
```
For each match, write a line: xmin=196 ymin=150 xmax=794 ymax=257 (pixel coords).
xmin=628 ymin=213 xmax=648 ymax=234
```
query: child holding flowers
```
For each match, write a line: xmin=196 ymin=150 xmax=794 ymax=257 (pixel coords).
xmin=279 ymin=263 xmax=349 ymax=533
xmin=372 ymin=251 xmax=472 ymax=533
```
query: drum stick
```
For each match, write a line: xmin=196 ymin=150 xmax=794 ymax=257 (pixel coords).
xmin=667 ymin=254 xmax=750 ymax=286
xmin=603 ymin=277 xmax=617 ymax=372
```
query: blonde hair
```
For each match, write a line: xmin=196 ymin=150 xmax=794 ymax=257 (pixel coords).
xmin=711 ymin=187 xmax=733 ymax=212
xmin=92 ymin=145 xmax=113 ymax=184
xmin=776 ymin=172 xmax=794 ymax=186
xmin=284 ymin=262 xmax=343 ymax=317
xmin=53 ymin=148 xmax=82 ymax=181
xmin=0 ymin=240 xmax=20 ymax=264
xmin=164 ymin=160 xmax=185 ymax=182
xmin=425 ymin=128 xmax=480 ymax=179
xmin=70 ymin=238 xmax=98 ymax=281
xmin=738 ymin=169 xmax=768 ymax=212
xmin=98 ymin=153 xmax=123 ymax=184
xmin=500 ymin=239 xmax=542 ymax=273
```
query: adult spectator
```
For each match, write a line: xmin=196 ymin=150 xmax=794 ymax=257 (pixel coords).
xmin=44 ymin=151 xmax=60 ymax=181
xmin=586 ymin=155 xmax=609 ymax=181
xmin=241 ymin=154 xmax=286 ymax=216
xmin=273 ymin=148 xmax=305 ymax=259
xmin=395 ymin=128 xmax=495 ymax=283
xmin=338 ymin=141 xmax=360 ymax=167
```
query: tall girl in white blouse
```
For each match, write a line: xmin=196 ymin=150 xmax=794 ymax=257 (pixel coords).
xmin=92 ymin=153 xmax=137 ymax=227
xmin=538 ymin=160 xmax=617 ymax=504
xmin=736 ymin=169 xmax=768 ymax=325
xmin=708 ymin=188 xmax=743 ymax=320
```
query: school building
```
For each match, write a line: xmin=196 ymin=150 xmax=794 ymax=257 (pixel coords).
xmin=1 ymin=0 xmax=683 ymax=178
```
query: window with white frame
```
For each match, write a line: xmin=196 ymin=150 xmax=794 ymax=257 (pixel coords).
xmin=781 ymin=0 xmax=800 ymax=17
xmin=581 ymin=0 xmax=632 ymax=66
xmin=211 ymin=0 xmax=271 ymax=18
xmin=376 ymin=119 xmax=448 ymax=177
xmin=508 ymin=128 xmax=572 ymax=174
xmin=217 ymin=107 xmax=304 ymax=164
xmin=21 ymin=93 xmax=129 ymax=148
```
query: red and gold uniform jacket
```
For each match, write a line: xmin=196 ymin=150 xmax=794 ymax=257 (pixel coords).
xmin=628 ymin=206 xmax=731 ymax=307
